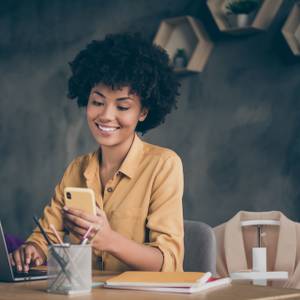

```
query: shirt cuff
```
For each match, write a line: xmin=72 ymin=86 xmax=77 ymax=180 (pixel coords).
xmin=25 ymin=237 xmax=48 ymax=260
xmin=146 ymin=242 xmax=182 ymax=272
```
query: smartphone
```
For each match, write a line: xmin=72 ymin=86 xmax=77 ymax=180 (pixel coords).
xmin=64 ymin=187 xmax=96 ymax=215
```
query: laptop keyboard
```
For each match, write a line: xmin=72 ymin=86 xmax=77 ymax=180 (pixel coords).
xmin=13 ymin=268 xmax=47 ymax=277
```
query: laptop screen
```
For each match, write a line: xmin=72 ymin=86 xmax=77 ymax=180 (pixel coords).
xmin=0 ymin=222 xmax=15 ymax=281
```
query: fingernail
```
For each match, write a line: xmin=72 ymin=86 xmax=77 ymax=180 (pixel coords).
xmin=17 ymin=265 xmax=22 ymax=272
xmin=63 ymin=206 xmax=68 ymax=211
xmin=36 ymin=259 xmax=41 ymax=266
xmin=26 ymin=258 xmax=30 ymax=264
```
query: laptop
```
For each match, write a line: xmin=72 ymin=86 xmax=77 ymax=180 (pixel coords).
xmin=0 ymin=221 xmax=47 ymax=281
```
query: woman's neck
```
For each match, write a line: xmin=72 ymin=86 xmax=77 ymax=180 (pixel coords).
xmin=100 ymin=133 xmax=135 ymax=171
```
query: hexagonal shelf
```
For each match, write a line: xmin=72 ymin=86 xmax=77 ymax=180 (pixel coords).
xmin=153 ymin=16 xmax=214 ymax=73
xmin=282 ymin=2 xmax=300 ymax=56
xmin=207 ymin=0 xmax=283 ymax=35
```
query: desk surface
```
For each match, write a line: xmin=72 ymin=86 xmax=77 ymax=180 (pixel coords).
xmin=1 ymin=275 xmax=300 ymax=300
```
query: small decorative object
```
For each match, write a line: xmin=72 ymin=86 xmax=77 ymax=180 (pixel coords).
xmin=173 ymin=48 xmax=187 ymax=68
xmin=295 ymin=23 xmax=300 ymax=46
xmin=226 ymin=0 xmax=260 ymax=28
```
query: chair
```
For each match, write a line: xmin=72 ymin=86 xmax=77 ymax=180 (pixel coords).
xmin=183 ymin=220 xmax=216 ymax=274
xmin=4 ymin=233 xmax=24 ymax=253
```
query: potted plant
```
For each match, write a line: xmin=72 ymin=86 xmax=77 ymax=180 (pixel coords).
xmin=226 ymin=0 xmax=260 ymax=28
xmin=173 ymin=48 xmax=188 ymax=69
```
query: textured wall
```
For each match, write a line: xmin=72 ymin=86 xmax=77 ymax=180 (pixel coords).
xmin=1 ymin=0 xmax=300 ymax=238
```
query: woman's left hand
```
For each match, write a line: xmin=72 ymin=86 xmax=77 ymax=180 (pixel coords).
xmin=63 ymin=206 xmax=113 ymax=251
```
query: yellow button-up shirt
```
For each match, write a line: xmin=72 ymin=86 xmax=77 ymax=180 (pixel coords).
xmin=26 ymin=134 xmax=184 ymax=271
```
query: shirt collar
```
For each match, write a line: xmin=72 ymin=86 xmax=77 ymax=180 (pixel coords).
xmin=84 ymin=133 xmax=144 ymax=181
xmin=118 ymin=134 xmax=144 ymax=179
xmin=83 ymin=151 xmax=100 ymax=181
xmin=83 ymin=151 xmax=102 ymax=208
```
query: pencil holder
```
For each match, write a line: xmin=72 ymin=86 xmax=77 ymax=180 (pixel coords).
xmin=47 ymin=244 xmax=92 ymax=295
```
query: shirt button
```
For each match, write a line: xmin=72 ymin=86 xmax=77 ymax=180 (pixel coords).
xmin=107 ymin=187 xmax=113 ymax=193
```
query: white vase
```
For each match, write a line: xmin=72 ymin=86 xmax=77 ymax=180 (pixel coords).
xmin=237 ymin=14 xmax=250 ymax=28
xmin=227 ymin=13 xmax=251 ymax=28
xmin=173 ymin=56 xmax=186 ymax=68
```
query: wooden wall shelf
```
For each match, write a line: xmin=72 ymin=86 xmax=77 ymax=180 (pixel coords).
xmin=207 ymin=0 xmax=283 ymax=35
xmin=153 ymin=16 xmax=214 ymax=73
xmin=282 ymin=2 xmax=300 ymax=56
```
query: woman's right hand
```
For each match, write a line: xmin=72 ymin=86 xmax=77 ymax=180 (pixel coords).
xmin=9 ymin=243 xmax=46 ymax=272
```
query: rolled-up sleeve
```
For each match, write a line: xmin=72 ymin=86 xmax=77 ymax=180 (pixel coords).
xmin=146 ymin=154 xmax=184 ymax=271
xmin=25 ymin=160 xmax=76 ymax=257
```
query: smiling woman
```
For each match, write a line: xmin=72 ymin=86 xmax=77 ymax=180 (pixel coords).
xmin=10 ymin=32 xmax=183 ymax=273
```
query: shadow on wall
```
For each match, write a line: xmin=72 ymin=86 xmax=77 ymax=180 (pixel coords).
xmin=284 ymin=98 xmax=300 ymax=217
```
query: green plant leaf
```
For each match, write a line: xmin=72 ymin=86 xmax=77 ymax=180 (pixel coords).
xmin=226 ymin=0 xmax=259 ymax=15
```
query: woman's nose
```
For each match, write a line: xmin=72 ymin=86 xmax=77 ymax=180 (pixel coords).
xmin=99 ymin=104 xmax=115 ymax=121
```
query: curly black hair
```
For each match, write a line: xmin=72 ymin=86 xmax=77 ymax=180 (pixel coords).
xmin=67 ymin=32 xmax=180 ymax=133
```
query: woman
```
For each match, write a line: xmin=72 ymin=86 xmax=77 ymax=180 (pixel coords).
xmin=11 ymin=33 xmax=184 ymax=272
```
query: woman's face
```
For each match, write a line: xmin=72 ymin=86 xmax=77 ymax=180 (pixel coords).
xmin=86 ymin=83 xmax=148 ymax=148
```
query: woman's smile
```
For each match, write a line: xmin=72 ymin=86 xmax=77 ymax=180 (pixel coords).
xmin=94 ymin=122 xmax=120 ymax=137
xmin=95 ymin=122 xmax=120 ymax=132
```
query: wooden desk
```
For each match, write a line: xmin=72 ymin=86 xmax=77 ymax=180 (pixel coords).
xmin=1 ymin=275 xmax=300 ymax=300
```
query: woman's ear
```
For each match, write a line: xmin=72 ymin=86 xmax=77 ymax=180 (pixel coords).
xmin=139 ymin=107 xmax=149 ymax=122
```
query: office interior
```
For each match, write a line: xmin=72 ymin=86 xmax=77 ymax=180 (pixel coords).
xmin=0 ymin=0 xmax=300 ymax=240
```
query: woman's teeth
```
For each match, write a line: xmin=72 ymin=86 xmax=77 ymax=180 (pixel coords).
xmin=97 ymin=124 xmax=118 ymax=132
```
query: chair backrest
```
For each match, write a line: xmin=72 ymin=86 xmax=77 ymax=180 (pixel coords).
xmin=4 ymin=233 xmax=23 ymax=253
xmin=183 ymin=220 xmax=216 ymax=274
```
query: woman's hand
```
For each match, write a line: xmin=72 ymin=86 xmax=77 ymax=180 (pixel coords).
xmin=63 ymin=206 xmax=113 ymax=251
xmin=9 ymin=243 xmax=46 ymax=272
xmin=63 ymin=206 xmax=163 ymax=271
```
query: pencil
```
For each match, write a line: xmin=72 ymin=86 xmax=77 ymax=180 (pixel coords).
xmin=81 ymin=225 xmax=94 ymax=245
xmin=49 ymin=224 xmax=64 ymax=245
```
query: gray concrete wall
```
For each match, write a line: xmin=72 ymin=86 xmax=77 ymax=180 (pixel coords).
xmin=1 ymin=0 xmax=300 ymax=238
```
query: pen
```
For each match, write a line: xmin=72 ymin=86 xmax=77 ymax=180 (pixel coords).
xmin=49 ymin=224 xmax=67 ymax=245
xmin=81 ymin=225 xmax=94 ymax=245
xmin=32 ymin=216 xmax=70 ymax=280
xmin=33 ymin=216 xmax=52 ymax=245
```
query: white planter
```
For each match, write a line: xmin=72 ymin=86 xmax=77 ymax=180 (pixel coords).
xmin=237 ymin=14 xmax=250 ymax=28
xmin=227 ymin=12 xmax=255 ymax=28
xmin=173 ymin=56 xmax=187 ymax=68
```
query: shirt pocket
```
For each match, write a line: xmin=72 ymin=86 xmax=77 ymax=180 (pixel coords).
xmin=109 ymin=207 xmax=145 ymax=240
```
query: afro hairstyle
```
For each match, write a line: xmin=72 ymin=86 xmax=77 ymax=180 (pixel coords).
xmin=67 ymin=32 xmax=180 ymax=134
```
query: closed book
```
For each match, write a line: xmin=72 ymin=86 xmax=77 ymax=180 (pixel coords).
xmin=104 ymin=272 xmax=231 ymax=294
xmin=105 ymin=271 xmax=211 ymax=288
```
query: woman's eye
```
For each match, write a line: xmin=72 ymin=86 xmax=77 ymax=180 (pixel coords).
xmin=118 ymin=106 xmax=129 ymax=111
xmin=92 ymin=100 xmax=104 ymax=106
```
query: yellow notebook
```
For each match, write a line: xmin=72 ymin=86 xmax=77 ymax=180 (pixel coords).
xmin=105 ymin=271 xmax=211 ymax=288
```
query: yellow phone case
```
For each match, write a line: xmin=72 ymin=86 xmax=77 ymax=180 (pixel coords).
xmin=64 ymin=187 xmax=96 ymax=215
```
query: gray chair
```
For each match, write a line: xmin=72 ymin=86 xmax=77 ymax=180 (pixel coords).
xmin=183 ymin=220 xmax=216 ymax=274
